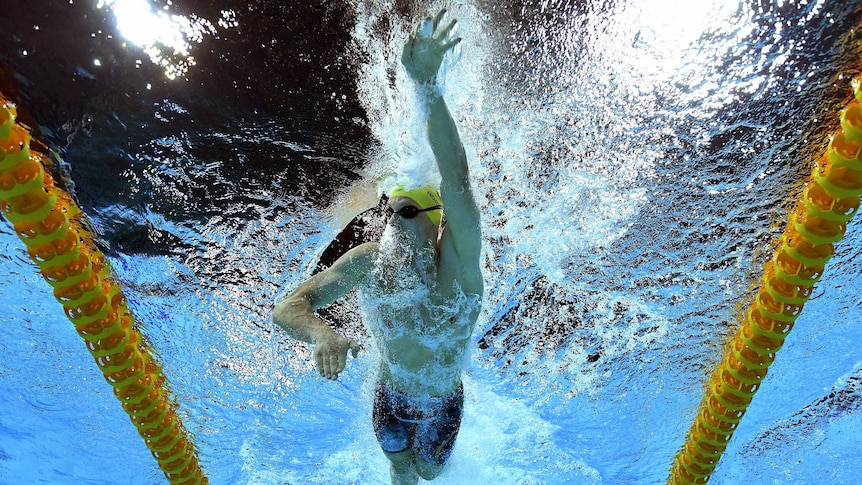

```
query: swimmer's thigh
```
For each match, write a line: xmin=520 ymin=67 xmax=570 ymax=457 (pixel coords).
xmin=373 ymin=384 xmax=413 ymax=454
xmin=415 ymin=387 xmax=464 ymax=470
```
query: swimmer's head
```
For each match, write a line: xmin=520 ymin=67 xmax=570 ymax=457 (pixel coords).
xmin=387 ymin=185 xmax=444 ymax=226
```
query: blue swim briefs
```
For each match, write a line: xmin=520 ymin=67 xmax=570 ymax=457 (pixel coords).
xmin=372 ymin=381 xmax=464 ymax=466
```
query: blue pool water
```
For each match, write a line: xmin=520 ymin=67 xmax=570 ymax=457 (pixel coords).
xmin=1 ymin=0 xmax=862 ymax=483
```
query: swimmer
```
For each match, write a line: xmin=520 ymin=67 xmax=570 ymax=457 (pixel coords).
xmin=273 ymin=10 xmax=482 ymax=485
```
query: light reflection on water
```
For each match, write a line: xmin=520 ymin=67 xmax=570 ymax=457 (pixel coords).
xmin=97 ymin=0 xmax=239 ymax=80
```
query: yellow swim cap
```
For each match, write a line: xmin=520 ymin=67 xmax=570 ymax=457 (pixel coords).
xmin=388 ymin=186 xmax=444 ymax=226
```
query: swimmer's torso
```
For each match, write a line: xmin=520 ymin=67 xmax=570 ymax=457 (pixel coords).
xmin=358 ymin=247 xmax=481 ymax=397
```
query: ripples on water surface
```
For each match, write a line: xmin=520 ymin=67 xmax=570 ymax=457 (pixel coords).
xmin=1 ymin=0 xmax=862 ymax=483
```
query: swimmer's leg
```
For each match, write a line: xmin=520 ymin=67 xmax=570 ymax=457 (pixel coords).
xmin=414 ymin=456 xmax=446 ymax=481
xmin=384 ymin=449 xmax=419 ymax=485
xmin=414 ymin=383 xmax=464 ymax=480
xmin=374 ymin=383 xmax=419 ymax=484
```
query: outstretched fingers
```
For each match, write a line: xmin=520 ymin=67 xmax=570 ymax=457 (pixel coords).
xmin=330 ymin=354 xmax=343 ymax=379
xmin=403 ymin=31 xmax=416 ymax=59
xmin=442 ymin=36 xmax=462 ymax=53
xmin=314 ymin=350 xmax=327 ymax=378
xmin=436 ymin=18 xmax=457 ymax=40
xmin=432 ymin=9 xmax=447 ymax=30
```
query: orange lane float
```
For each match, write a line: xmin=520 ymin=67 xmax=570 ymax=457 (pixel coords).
xmin=668 ymin=80 xmax=862 ymax=484
xmin=0 ymin=93 xmax=208 ymax=485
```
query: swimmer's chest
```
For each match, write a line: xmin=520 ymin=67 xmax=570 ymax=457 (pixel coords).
xmin=379 ymin=294 xmax=454 ymax=332
xmin=375 ymin=299 xmax=473 ymax=368
xmin=359 ymin=276 xmax=475 ymax=340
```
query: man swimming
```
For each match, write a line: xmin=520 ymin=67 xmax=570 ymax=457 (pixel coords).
xmin=272 ymin=10 xmax=483 ymax=485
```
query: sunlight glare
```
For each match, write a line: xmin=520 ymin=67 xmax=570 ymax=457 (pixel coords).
xmin=97 ymin=0 xmax=232 ymax=80
xmin=629 ymin=0 xmax=743 ymax=74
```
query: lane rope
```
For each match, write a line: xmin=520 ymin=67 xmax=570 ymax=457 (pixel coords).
xmin=668 ymin=80 xmax=862 ymax=483
xmin=0 ymin=93 xmax=208 ymax=485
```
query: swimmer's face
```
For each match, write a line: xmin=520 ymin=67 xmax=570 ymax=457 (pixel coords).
xmin=386 ymin=196 xmax=439 ymax=245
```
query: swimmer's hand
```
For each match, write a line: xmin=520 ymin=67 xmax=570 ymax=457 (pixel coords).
xmin=313 ymin=330 xmax=360 ymax=380
xmin=402 ymin=9 xmax=461 ymax=84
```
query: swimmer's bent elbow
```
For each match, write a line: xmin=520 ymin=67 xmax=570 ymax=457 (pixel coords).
xmin=273 ymin=295 xmax=314 ymax=334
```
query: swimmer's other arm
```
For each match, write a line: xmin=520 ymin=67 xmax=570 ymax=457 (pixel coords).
xmin=273 ymin=242 xmax=377 ymax=380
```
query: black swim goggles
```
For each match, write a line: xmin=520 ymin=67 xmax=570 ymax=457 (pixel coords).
xmin=385 ymin=204 xmax=443 ymax=219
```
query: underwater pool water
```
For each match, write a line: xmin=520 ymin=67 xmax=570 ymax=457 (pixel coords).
xmin=2 ymin=0 xmax=862 ymax=483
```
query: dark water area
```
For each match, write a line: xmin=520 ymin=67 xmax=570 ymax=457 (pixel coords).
xmin=1 ymin=0 xmax=378 ymax=256
xmin=1 ymin=1 xmax=364 ymax=132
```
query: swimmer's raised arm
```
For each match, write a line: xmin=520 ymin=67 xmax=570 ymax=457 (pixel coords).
xmin=402 ymin=10 xmax=482 ymax=294
xmin=426 ymin=93 xmax=481 ymax=267
xmin=273 ymin=242 xmax=377 ymax=379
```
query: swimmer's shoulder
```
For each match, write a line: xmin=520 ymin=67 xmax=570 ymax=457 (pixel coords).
xmin=348 ymin=241 xmax=379 ymax=257
xmin=340 ymin=242 xmax=379 ymax=271
xmin=321 ymin=242 xmax=379 ymax=289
